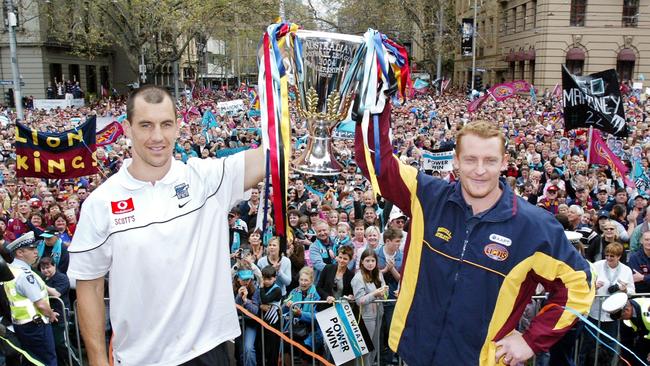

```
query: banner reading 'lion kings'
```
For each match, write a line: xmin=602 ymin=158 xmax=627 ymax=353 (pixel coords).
xmin=15 ymin=116 xmax=99 ymax=179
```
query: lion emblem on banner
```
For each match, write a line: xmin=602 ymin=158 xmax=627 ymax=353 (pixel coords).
xmin=493 ymin=85 xmax=514 ymax=99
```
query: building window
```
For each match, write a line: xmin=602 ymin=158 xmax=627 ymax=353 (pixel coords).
xmin=566 ymin=60 xmax=584 ymax=75
xmin=86 ymin=65 xmax=97 ymax=94
xmin=503 ymin=9 xmax=508 ymax=35
xmin=509 ymin=62 xmax=515 ymax=80
xmin=531 ymin=1 xmax=537 ymax=28
xmin=522 ymin=3 xmax=527 ymax=30
xmin=512 ymin=8 xmax=517 ymax=33
xmin=50 ymin=64 xmax=62 ymax=83
xmin=617 ymin=61 xmax=634 ymax=81
xmin=570 ymin=0 xmax=586 ymax=26
xmin=622 ymin=0 xmax=639 ymax=27
xmin=68 ymin=64 xmax=80 ymax=83
xmin=617 ymin=49 xmax=636 ymax=81
xmin=530 ymin=60 xmax=535 ymax=84
xmin=519 ymin=61 xmax=525 ymax=80
xmin=566 ymin=47 xmax=585 ymax=75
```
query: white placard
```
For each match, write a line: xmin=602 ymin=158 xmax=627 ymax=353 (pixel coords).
xmin=422 ymin=149 xmax=455 ymax=172
xmin=315 ymin=302 xmax=369 ymax=365
xmin=216 ymin=99 xmax=245 ymax=115
xmin=33 ymin=99 xmax=85 ymax=111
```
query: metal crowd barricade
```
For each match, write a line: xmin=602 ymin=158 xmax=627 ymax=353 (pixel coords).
xmin=50 ymin=296 xmax=78 ymax=366
xmin=236 ymin=304 xmax=285 ymax=366
xmin=527 ymin=292 xmax=650 ymax=366
xmin=72 ymin=297 xmax=110 ymax=366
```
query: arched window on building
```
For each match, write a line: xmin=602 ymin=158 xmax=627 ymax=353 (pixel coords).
xmin=617 ymin=49 xmax=636 ymax=82
xmin=570 ymin=0 xmax=586 ymax=26
xmin=566 ymin=48 xmax=585 ymax=75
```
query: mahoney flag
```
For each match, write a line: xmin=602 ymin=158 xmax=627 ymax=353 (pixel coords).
xmin=15 ymin=116 xmax=98 ymax=179
xmin=562 ymin=65 xmax=628 ymax=137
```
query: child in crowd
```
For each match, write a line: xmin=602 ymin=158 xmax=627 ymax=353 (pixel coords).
xmin=259 ymin=266 xmax=282 ymax=366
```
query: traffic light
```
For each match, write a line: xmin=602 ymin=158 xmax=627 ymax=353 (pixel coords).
xmin=4 ymin=90 xmax=14 ymax=108
xmin=474 ymin=75 xmax=483 ymax=91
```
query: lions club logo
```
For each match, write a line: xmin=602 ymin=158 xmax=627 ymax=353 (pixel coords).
xmin=484 ymin=243 xmax=509 ymax=261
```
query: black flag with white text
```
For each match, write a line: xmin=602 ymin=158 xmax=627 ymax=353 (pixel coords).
xmin=562 ymin=65 xmax=628 ymax=137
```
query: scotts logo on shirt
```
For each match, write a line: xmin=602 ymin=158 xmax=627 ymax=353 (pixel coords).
xmin=484 ymin=243 xmax=509 ymax=261
xmin=111 ymin=198 xmax=135 ymax=214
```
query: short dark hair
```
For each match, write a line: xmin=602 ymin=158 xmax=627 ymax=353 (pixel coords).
xmin=126 ymin=85 xmax=176 ymax=122
xmin=261 ymin=265 xmax=277 ymax=279
xmin=38 ymin=256 xmax=54 ymax=269
xmin=383 ymin=227 xmax=403 ymax=242
xmin=337 ymin=245 xmax=354 ymax=259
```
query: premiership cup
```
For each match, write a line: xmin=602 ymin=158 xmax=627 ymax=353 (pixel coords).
xmin=289 ymin=30 xmax=365 ymax=176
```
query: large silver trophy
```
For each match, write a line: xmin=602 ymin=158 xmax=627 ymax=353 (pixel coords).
xmin=289 ymin=30 xmax=365 ymax=176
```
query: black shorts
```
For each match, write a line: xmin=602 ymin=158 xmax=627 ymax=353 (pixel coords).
xmin=181 ymin=341 xmax=231 ymax=366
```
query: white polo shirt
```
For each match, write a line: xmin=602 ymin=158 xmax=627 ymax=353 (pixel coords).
xmin=68 ymin=155 xmax=245 ymax=366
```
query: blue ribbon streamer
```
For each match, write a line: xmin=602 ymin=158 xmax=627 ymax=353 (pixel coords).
xmin=372 ymin=32 xmax=388 ymax=81
xmin=373 ymin=114 xmax=381 ymax=176
xmin=564 ymin=305 xmax=649 ymax=366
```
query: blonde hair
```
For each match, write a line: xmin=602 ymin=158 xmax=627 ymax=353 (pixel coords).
xmin=456 ymin=121 xmax=506 ymax=155
xmin=298 ymin=266 xmax=314 ymax=281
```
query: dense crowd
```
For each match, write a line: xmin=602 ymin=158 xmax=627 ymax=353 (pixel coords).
xmin=0 ymin=82 xmax=649 ymax=365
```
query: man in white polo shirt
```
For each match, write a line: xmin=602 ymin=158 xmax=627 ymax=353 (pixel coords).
xmin=68 ymin=85 xmax=265 ymax=366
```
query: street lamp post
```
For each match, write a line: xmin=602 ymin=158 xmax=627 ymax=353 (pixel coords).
xmin=5 ymin=0 xmax=23 ymax=120
xmin=470 ymin=0 xmax=478 ymax=92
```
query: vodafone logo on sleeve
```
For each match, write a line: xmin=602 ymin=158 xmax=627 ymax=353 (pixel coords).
xmin=111 ymin=198 xmax=135 ymax=214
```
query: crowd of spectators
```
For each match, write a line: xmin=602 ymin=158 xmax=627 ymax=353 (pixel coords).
xmin=0 ymin=82 xmax=649 ymax=365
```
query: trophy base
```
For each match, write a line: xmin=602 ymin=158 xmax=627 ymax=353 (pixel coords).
xmin=291 ymin=164 xmax=341 ymax=176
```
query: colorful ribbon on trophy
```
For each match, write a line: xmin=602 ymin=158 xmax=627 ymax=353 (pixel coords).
xmin=357 ymin=29 xmax=412 ymax=196
xmin=258 ymin=22 xmax=299 ymax=246
xmin=382 ymin=35 xmax=413 ymax=100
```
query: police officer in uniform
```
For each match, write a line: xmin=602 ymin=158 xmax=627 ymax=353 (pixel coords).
xmin=603 ymin=292 xmax=650 ymax=365
xmin=4 ymin=232 xmax=59 ymax=366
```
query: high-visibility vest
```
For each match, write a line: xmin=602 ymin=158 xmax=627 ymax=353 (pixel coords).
xmin=624 ymin=297 xmax=650 ymax=339
xmin=3 ymin=265 xmax=48 ymax=325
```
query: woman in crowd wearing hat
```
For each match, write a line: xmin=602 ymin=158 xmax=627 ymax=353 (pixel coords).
xmin=233 ymin=267 xmax=261 ymax=366
xmin=580 ymin=242 xmax=635 ymax=365
xmin=37 ymin=226 xmax=69 ymax=274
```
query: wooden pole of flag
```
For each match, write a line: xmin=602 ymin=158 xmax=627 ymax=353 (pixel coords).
xmin=587 ymin=126 xmax=594 ymax=165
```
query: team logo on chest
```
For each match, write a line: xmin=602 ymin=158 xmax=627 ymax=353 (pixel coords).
xmin=111 ymin=198 xmax=134 ymax=214
xmin=484 ymin=243 xmax=509 ymax=261
xmin=435 ymin=227 xmax=452 ymax=242
xmin=489 ymin=233 xmax=512 ymax=247
xmin=174 ymin=183 xmax=190 ymax=199
xmin=111 ymin=198 xmax=136 ymax=226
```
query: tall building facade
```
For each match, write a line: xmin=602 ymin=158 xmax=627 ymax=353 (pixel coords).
xmin=0 ymin=1 xmax=138 ymax=100
xmin=454 ymin=0 xmax=648 ymax=91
